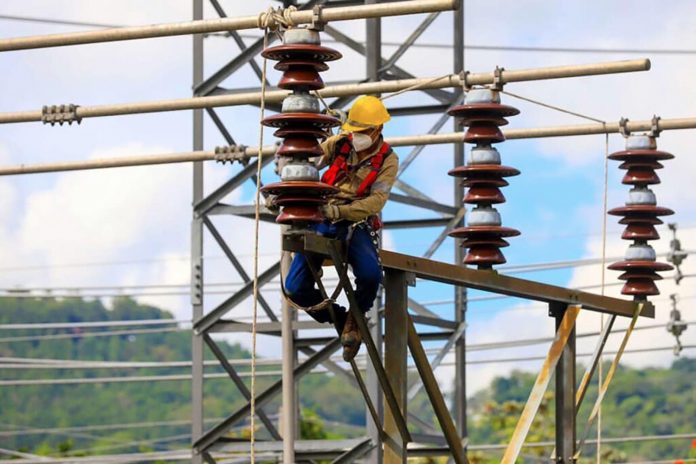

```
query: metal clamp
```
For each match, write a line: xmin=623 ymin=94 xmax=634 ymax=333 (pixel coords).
xmin=214 ymin=144 xmax=248 ymax=165
xmin=618 ymin=117 xmax=630 ymax=138
xmin=490 ymin=66 xmax=505 ymax=91
xmin=648 ymin=114 xmax=662 ymax=138
xmin=309 ymin=4 xmax=325 ymax=31
xmin=459 ymin=70 xmax=471 ymax=92
xmin=41 ymin=104 xmax=81 ymax=126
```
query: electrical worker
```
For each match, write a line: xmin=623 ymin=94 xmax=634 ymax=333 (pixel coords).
xmin=284 ymin=95 xmax=397 ymax=362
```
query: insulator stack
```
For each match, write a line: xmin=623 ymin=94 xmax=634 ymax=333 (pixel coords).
xmin=447 ymin=88 xmax=521 ymax=269
xmin=608 ymin=134 xmax=674 ymax=299
xmin=260 ymin=28 xmax=342 ymax=226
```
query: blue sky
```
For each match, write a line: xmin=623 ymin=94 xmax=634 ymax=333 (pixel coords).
xmin=0 ymin=1 xmax=695 ymax=394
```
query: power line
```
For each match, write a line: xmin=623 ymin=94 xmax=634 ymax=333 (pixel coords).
xmin=2 ymin=13 xmax=696 ymax=56
xmin=2 ymin=344 xmax=691 ymax=387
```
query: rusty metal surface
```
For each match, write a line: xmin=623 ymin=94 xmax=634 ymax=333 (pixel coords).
xmin=500 ymin=305 xmax=581 ymax=464
xmin=380 ymin=250 xmax=653 ymax=318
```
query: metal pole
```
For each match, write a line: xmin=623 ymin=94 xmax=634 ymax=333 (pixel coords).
xmin=383 ymin=270 xmax=408 ymax=464
xmin=6 ymin=114 xmax=696 ymax=176
xmin=0 ymin=0 xmax=459 ymax=52
xmin=280 ymin=246 xmax=295 ymax=463
xmin=0 ymin=59 xmax=650 ymax=124
xmin=553 ymin=303 xmax=577 ymax=463
xmin=365 ymin=4 xmax=384 ymax=460
xmin=452 ymin=1 xmax=468 ymax=452
xmin=190 ymin=1 xmax=205 ymax=463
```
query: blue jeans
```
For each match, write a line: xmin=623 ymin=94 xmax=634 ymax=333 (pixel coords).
xmin=285 ymin=220 xmax=382 ymax=322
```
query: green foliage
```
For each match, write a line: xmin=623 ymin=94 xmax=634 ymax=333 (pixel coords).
xmin=2 ymin=297 xmax=694 ymax=463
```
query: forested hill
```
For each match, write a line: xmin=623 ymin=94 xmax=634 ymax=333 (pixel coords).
xmin=1 ymin=297 xmax=694 ymax=462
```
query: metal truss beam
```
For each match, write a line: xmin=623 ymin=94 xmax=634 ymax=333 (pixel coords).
xmin=193 ymin=261 xmax=281 ymax=333
xmin=193 ymin=338 xmax=342 ymax=454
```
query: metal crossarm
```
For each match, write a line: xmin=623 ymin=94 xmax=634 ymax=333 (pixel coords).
xmin=380 ymin=250 xmax=653 ymax=318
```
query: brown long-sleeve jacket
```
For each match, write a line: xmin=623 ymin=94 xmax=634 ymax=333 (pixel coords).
xmin=318 ymin=134 xmax=399 ymax=222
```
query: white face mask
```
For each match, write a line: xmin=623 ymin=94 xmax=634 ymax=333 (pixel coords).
xmin=352 ymin=132 xmax=374 ymax=152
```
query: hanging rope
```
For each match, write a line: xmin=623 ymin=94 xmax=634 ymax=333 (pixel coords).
xmin=249 ymin=10 xmax=300 ymax=462
xmin=597 ymin=131 xmax=610 ymax=463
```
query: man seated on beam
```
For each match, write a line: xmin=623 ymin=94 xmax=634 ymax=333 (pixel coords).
xmin=284 ymin=95 xmax=397 ymax=362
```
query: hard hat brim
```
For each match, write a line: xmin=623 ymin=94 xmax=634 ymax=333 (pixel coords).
xmin=341 ymin=121 xmax=373 ymax=132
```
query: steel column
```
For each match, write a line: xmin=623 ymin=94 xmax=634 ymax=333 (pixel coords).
xmin=280 ymin=246 xmax=295 ymax=463
xmin=191 ymin=1 xmax=205 ymax=463
xmin=553 ymin=303 xmax=577 ymax=463
xmin=384 ymin=270 xmax=409 ymax=464
xmin=365 ymin=4 xmax=385 ymax=462
xmin=452 ymin=0 xmax=468 ymax=450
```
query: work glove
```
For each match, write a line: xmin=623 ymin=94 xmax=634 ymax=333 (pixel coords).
xmin=264 ymin=194 xmax=280 ymax=214
xmin=333 ymin=135 xmax=353 ymax=157
xmin=321 ymin=204 xmax=341 ymax=221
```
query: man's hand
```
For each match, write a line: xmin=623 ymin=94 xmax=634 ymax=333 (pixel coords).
xmin=334 ymin=135 xmax=353 ymax=157
xmin=321 ymin=204 xmax=340 ymax=221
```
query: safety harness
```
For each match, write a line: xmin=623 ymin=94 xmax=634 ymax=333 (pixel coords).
xmin=321 ymin=136 xmax=393 ymax=197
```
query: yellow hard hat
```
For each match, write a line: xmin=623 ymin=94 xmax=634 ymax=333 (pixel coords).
xmin=341 ymin=95 xmax=391 ymax=132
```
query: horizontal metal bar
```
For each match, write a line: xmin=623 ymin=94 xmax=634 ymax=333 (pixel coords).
xmin=389 ymin=193 xmax=458 ymax=215
xmin=389 ymin=104 xmax=450 ymax=117
xmin=206 ymin=320 xmax=324 ymax=333
xmin=383 ymin=218 xmax=454 ymax=229
xmin=8 ymin=113 xmax=696 ymax=176
xmin=206 ymin=204 xmax=277 ymax=222
xmin=0 ymin=59 xmax=649 ymax=124
xmin=380 ymin=250 xmax=654 ymax=318
xmin=410 ymin=314 xmax=458 ymax=330
xmin=0 ymin=0 xmax=459 ymax=51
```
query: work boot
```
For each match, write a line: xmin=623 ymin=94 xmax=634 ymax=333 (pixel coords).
xmin=305 ymin=303 xmax=347 ymax=334
xmin=341 ymin=311 xmax=362 ymax=362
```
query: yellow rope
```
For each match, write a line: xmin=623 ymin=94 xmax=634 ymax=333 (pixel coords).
xmin=249 ymin=24 xmax=272 ymax=464
xmin=597 ymin=131 xmax=610 ymax=463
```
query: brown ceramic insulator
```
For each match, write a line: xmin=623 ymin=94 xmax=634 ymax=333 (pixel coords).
xmin=273 ymin=126 xmax=328 ymax=140
xmin=449 ymin=225 xmax=521 ymax=268
xmin=262 ymin=44 xmax=342 ymax=64
xmin=278 ymin=66 xmax=324 ymax=91
xmin=276 ymin=136 xmax=324 ymax=158
xmin=608 ymin=261 xmax=674 ymax=298
xmin=261 ymin=181 xmax=339 ymax=225
xmin=620 ymin=223 xmax=660 ymax=241
xmin=608 ymin=204 xmax=674 ymax=219
xmin=463 ymin=185 xmax=506 ymax=204
xmin=276 ymin=206 xmax=325 ymax=225
xmin=263 ymin=112 xmax=340 ymax=130
xmin=608 ymin=149 xmax=674 ymax=163
xmin=449 ymin=164 xmax=520 ymax=178
xmin=622 ymin=167 xmax=661 ymax=185
xmin=463 ymin=124 xmax=505 ymax=144
xmin=464 ymin=246 xmax=508 ymax=267
xmin=274 ymin=58 xmax=329 ymax=72
xmin=448 ymin=103 xmax=520 ymax=125
xmin=449 ymin=165 xmax=519 ymax=205
xmin=261 ymin=181 xmax=338 ymax=199
xmin=609 ymin=148 xmax=673 ymax=186
xmin=608 ymin=141 xmax=674 ymax=298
